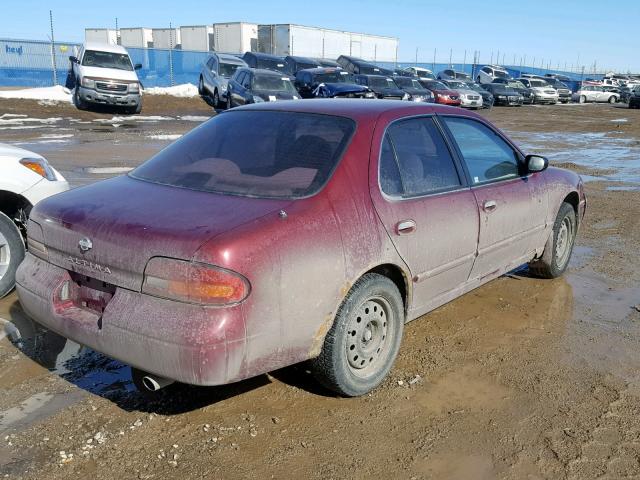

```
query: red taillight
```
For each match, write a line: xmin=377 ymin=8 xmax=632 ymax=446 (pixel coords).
xmin=142 ymin=257 xmax=250 ymax=305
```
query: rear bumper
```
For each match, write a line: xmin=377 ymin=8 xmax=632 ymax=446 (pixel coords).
xmin=78 ymin=86 xmax=141 ymax=108
xmin=15 ymin=254 xmax=247 ymax=386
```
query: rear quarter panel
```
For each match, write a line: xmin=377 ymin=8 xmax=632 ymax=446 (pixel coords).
xmin=192 ymin=114 xmax=410 ymax=381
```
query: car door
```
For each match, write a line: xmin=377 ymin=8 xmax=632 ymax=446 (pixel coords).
xmin=238 ymin=72 xmax=253 ymax=105
xmin=369 ymin=115 xmax=479 ymax=314
xmin=229 ymin=71 xmax=245 ymax=106
xmin=440 ymin=115 xmax=548 ymax=281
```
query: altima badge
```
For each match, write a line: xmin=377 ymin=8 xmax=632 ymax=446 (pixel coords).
xmin=78 ymin=237 xmax=93 ymax=252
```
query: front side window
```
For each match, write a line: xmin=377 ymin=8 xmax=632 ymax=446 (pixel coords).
xmin=252 ymin=75 xmax=297 ymax=93
xmin=380 ymin=117 xmax=462 ymax=197
xmin=131 ymin=112 xmax=355 ymax=199
xmin=443 ymin=117 xmax=520 ymax=185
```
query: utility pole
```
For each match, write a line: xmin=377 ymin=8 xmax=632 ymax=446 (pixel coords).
xmin=415 ymin=47 xmax=418 ymax=66
xmin=463 ymin=49 xmax=466 ymax=72
xmin=449 ymin=48 xmax=452 ymax=68
xmin=49 ymin=10 xmax=57 ymax=86
xmin=432 ymin=48 xmax=436 ymax=72
xmin=169 ymin=22 xmax=174 ymax=87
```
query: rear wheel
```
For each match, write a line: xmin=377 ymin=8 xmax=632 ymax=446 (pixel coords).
xmin=213 ymin=89 xmax=220 ymax=109
xmin=529 ymin=202 xmax=576 ymax=279
xmin=198 ymin=76 xmax=205 ymax=96
xmin=579 ymin=95 xmax=586 ymax=104
xmin=0 ymin=212 xmax=25 ymax=299
xmin=311 ymin=273 xmax=404 ymax=397
xmin=608 ymin=95 xmax=617 ymax=104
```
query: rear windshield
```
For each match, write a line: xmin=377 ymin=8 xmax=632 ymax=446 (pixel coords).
xmin=253 ymin=75 xmax=297 ymax=93
xmin=130 ymin=111 xmax=355 ymax=199
xmin=256 ymin=59 xmax=286 ymax=72
xmin=219 ymin=62 xmax=242 ymax=78
xmin=314 ymin=71 xmax=352 ymax=83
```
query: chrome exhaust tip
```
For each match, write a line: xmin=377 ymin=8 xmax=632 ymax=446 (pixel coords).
xmin=141 ymin=375 xmax=174 ymax=392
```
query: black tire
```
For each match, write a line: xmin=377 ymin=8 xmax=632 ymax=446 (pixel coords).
xmin=529 ymin=202 xmax=577 ymax=279
xmin=213 ymin=89 xmax=220 ymax=109
xmin=226 ymin=94 xmax=232 ymax=110
xmin=73 ymin=84 xmax=87 ymax=110
xmin=0 ymin=211 xmax=25 ymax=299
xmin=579 ymin=95 xmax=586 ymax=104
xmin=198 ymin=76 xmax=205 ymax=96
xmin=608 ymin=95 xmax=617 ymax=104
xmin=311 ymin=273 xmax=404 ymax=397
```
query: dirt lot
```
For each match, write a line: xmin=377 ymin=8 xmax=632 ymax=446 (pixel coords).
xmin=1 ymin=97 xmax=640 ymax=479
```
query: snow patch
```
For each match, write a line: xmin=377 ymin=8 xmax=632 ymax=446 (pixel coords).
xmin=92 ymin=115 xmax=173 ymax=123
xmin=0 ymin=86 xmax=72 ymax=103
xmin=40 ymin=134 xmax=74 ymax=139
xmin=149 ymin=134 xmax=182 ymax=140
xmin=144 ymin=84 xmax=199 ymax=98
xmin=610 ymin=118 xmax=628 ymax=123
xmin=180 ymin=115 xmax=210 ymax=122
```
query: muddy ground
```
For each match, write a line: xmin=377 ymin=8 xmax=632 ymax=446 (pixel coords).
xmin=1 ymin=97 xmax=639 ymax=479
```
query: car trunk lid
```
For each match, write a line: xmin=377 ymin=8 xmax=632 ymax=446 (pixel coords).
xmin=32 ymin=175 xmax=290 ymax=291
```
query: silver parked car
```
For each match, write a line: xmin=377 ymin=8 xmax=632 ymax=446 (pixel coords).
xmin=477 ymin=64 xmax=510 ymax=84
xmin=441 ymin=80 xmax=484 ymax=109
xmin=199 ymin=53 xmax=247 ymax=109
xmin=437 ymin=69 xmax=472 ymax=82
xmin=573 ymin=85 xmax=620 ymax=104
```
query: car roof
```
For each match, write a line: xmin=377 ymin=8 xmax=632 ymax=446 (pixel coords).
xmin=244 ymin=52 xmax=284 ymax=60
xmin=357 ymin=74 xmax=393 ymax=79
xmin=83 ymin=42 xmax=129 ymax=54
xmin=216 ymin=53 xmax=246 ymax=64
xmin=298 ymin=67 xmax=346 ymax=74
xmin=235 ymin=98 xmax=471 ymax=120
xmin=285 ymin=55 xmax=318 ymax=63
xmin=245 ymin=68 xmax=289 ymax=77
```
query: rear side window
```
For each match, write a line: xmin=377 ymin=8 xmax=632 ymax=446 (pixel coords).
xmin=131 ymin=112 xmax=355 ymax=199
xmin=380 ymin=117 xmax=461 ymax=197
xmin=443 ymin=117 xmax=519 ymax=184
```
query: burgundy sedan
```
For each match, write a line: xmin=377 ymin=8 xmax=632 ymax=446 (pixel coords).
xmin=16 ymin=100 xmax=585 ymax=397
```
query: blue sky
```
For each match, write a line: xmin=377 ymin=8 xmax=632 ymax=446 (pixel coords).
xmin=3 ymin=0 xmax=639 ymax=72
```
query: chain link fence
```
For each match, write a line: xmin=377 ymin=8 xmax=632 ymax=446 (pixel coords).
xmin=1 ymin=37 xmax=602 ymax=90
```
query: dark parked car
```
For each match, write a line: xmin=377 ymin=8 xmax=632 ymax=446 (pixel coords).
xmin=419 ymin=80 xmax=461 ymax=106
xmin=226 ymin=68 xmax=299 ymax=108
xmin=492 ymin=78 xmax=535 ymax=104
xmin=354 ymin=74 xmax=407 ymax=100
xmin=336 ymin=55 xmax=393 ymax=75
xmin=294 ymin=68 xmax=375 ymax=99
xmin=467 ymin=82 xmax=494 ymax=108
xmin=545 ymin=73 xmax=572 ymax=83
xmin=542 ymin=77 xmax=572 ymax=103
xmin=392 ymin=76 xmax=435 ymax=102
xmin=482 ymin=83 xmax=524 ymax=106
xmin=629 ymin=88 xmax=640 ymax=108
xmin=437 ymin=69 xmax=472 ymax=82
xmin=16 ymin=100 xmax=585 ymax=398
xmin=619 ymin=86 xmax=633 ymax=103
xmin=314 ymin=58 xmax=341 ymax=68
xmin=241 ymin=52 xmax=286 ymax=73
xmin=283 ymin=56 xmax=321 ymax=76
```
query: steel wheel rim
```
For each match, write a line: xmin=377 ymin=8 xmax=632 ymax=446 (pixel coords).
xmin=0 ymin=231 xmax=10 ymax=280
xmin=345 ymin=296 xmax=392 ymax=378
xmin=555 ymin=216 xmax=573 ymax=268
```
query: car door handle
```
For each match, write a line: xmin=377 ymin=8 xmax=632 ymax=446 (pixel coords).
xmin=397 ymin=220 xmax=416 ymax=235
xmin=483 ymin=200 xmax=498 ymax=212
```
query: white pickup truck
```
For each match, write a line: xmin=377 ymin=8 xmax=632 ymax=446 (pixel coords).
xmin=69 ymin=43 xmax=143 ymax=113
xmin=0 ymin=144 xmax=68 ymax=297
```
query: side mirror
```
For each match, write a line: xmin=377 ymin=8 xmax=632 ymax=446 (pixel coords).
xmin=69 ymin=56 xmax=78 ymax=63
xmin=134 ymin=63 xmax=142 ymax=70
xmin=526 ymin=154 xmax=549 ymax=173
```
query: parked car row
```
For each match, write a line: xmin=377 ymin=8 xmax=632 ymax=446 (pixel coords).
xmin=200 ymin=54 xmax=608 ymax=111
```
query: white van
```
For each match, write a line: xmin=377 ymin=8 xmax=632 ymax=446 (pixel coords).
xmin=69 ymin=43 xmax=142 ymax=113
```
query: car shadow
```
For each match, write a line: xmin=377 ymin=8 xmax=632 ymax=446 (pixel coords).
xmin=4 ymin=300 xmax=330 ymax=414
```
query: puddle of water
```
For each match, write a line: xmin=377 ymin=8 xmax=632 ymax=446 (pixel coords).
xmin=3 ymin=313 xmax=134 ymax=398
xmin=505 ymin=130 xmax=640 ymax=184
